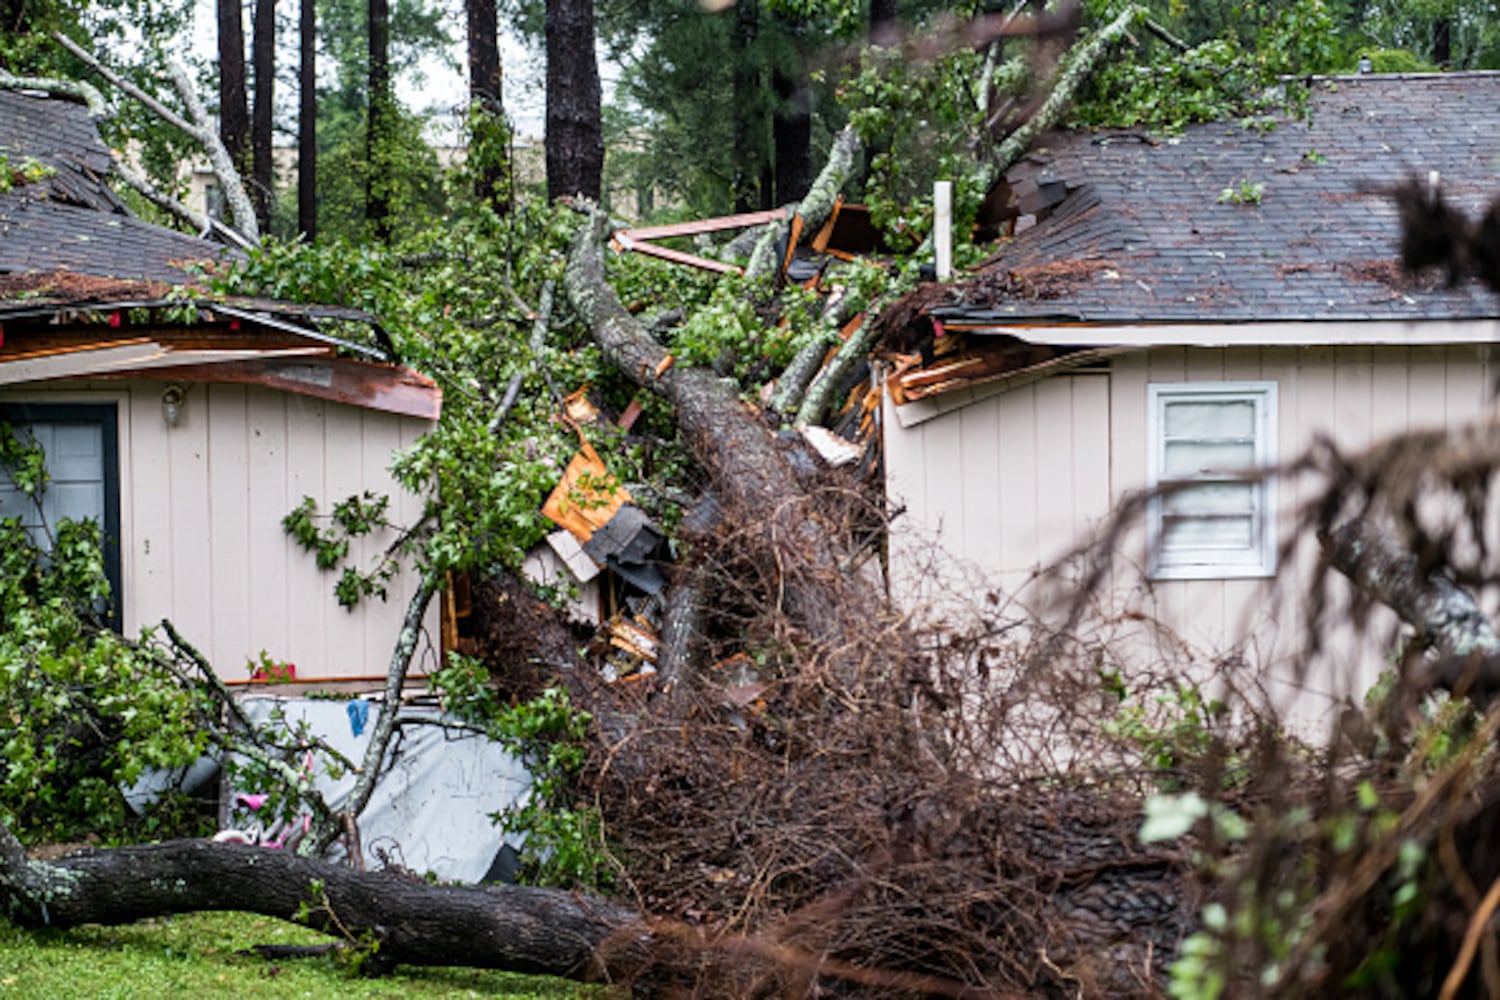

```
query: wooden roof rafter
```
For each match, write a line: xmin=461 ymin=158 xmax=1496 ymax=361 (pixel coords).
xmin=611 ymin=208 xmax=789 ymax=275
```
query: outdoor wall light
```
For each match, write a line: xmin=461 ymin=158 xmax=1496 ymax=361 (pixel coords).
xmin=161 ymin=384 xmax=186 ymax=427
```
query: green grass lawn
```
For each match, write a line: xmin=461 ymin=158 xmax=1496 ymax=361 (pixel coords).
xmin=0 ymin=911 xmax=605 ymax=999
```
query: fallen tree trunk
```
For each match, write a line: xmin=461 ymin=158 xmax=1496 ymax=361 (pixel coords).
xmin=0 ymin=828 xmax=642 ymax=980
xmin=566 ymin=211 xmax=870 ymax=669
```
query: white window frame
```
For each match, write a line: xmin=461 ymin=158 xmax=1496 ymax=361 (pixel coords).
xmin=1147 ymin=381 xmax=1277 ymax=580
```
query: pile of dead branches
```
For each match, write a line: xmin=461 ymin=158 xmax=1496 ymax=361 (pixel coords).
xmin=552 ymin=471 xmax=1203 ymax=997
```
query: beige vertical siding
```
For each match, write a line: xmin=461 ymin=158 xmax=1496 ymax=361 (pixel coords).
xmin=885 ymin=372 xmax=1112 ymax=612
xmin=0 ymin=380 xmax=437 ymax=681
xmin=886 ymin=344 xmax=1497 ymax=719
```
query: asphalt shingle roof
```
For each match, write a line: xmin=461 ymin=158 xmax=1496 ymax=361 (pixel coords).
xmin=0 ymin=91 xmax=234 ymax=285
xmin=0 ymin=89 xmax=124 ymax=212
xmin=933 ymin=72 xmax=1500 ymax=327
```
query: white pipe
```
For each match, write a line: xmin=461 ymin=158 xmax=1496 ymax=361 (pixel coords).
xmin=934 ymin=180 xmax=953 ymax=282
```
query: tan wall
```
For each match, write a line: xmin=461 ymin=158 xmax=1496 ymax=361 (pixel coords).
xmin=885 ymin=344 xmax=1497 ymax=721
xmin=1 ymin=380 xmax=439 ymax=682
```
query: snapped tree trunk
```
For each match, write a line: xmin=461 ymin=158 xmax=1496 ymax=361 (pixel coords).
xmin=298 ymin=0 xmax=316 ymax=240
xmin=0 ymin=829 xmax=642 ymax=981
xmin=565 ymin=213 xmax=869 ymax=671
xmin=545 ymin=0 xmax=603 ymax=201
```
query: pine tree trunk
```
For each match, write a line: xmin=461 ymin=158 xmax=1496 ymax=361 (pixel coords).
xmin=732 ymin=0 xmax=764 ymax=213
xmin=466 ymin=0 xmax=509 ymax=211
xmin=298 ymin=0 xmax=316 ymax=240
xmin=544 ymin=0 xmax=603 ymax=201
xmin=367 ymin=0 xmax=392 ymax=238
xmin=771 ymin=59 xmax=812 ymax=206
xmin=217 ymin=0 xmax=250 ymax=185
xmin=252 ymin=0 xmax=275 ymax=233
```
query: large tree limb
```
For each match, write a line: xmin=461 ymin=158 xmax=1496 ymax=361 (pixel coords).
xmin=745 ymin=127 xmax=863 ymax=282
xmin=52 ymin=33 xmax=260 ymax=243
xmin=0 ymin=825 xmax=641 ymax=980
xmin=987 ymin=4 xmax=1146 ymax=181
xmin=1324 ymin=517 xmax=1500 ymax=695
xmin=567 ymin=212 xmax=865 ymax=666
xmin=0 ymin=68 xmax=106 ymax=115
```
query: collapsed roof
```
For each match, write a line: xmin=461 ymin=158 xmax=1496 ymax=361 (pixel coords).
xmin=933 ymin=72 xmax=1500 ymax=330
xmin=0 ymin=89 xmax=435 ymax=419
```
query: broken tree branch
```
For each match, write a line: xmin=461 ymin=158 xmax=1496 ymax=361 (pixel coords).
xmin=111 ymin=161 xmax=256 ymax=250
xmin=567 ymin=209 xmax=870 ymax=666
xmin=490 ymin=280 xmax=556 ymax=435
xmin=309 ymin=571 xmax=440 ymax=854
xmin=52 ymin=33 xmax=260 ymax=243
xmin=794 ymin=316 xmax=880 ymax=428
xmin=987 ymin=4 xmax=1146 ymax=182
xmin=745 ymin=127 xmax=864 ymax=282
xmin=1324 ymin=517 xmax=1500 ymax=695
xmin=0 ymin=68 xmax=106 ymax=116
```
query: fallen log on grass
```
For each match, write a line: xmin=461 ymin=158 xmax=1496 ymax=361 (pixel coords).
xmin=0 ymin=830 xmax=644 ymax=981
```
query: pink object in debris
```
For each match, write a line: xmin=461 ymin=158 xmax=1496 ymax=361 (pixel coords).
xmin=235 ymin=793 xmax=269 ymax=812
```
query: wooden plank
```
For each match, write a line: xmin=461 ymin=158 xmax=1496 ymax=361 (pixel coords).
xmin=0 ymin=342 xmax=165 ymax=384
xmin=810 ymin=195 xmax=843 ymax=254
xmin=124 ymin=385 xmax=175 ymax=634
xmin=619 ymin=240 xmax=742 ymax=275
xmin=284 ymin=394 xmax=329 ymax=682
xmin=781 ymin=214 xmax=805 ymax=277
xmin=615 ymin=208 xmax=787 ymax=242
xmin=541 ymin=445 xmax=633 ymax=543
xmin=320 ymin=402 xmax=368 ymax=679
xmin=167 ymin=376 xmax=214 ymax=668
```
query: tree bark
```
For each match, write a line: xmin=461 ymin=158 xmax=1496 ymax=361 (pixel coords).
xmin=367 ymin=0 xmax=392 ymax=239
xmin=732 ymin=0 xmax=765 ymax=213
xmin=545 ymin=0 xmax=604 ymax=201
xmin=218 ymin=0 xmax=250 ymax=185
xmin=0 ymin=829 xmax=641 ymax=980
xmin=252 ymin=0 xmax=275 ymax=232
xmin=298 ymin=0 xmax=316 ymax=240
xmin=466 ymin=0 xmax=509 ymax=211
xmin=566 ymin=213 xmax=865 ymax=667
xmin=771 ymin=62 xmax=812 ymax=207
xmin=1324 ymin=517 xmax=1500 ymax=695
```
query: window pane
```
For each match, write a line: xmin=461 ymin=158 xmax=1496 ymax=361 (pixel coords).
xmin=1162 ymin=515 xmax=1254 ymax=550
xmin=1164 ymin=482 xmax=1255 ymax=517
xmin=1164 ymin=399 xmax=1254 ymax=438
xmin=1164 ymin=440 xmax=1256 ymax=477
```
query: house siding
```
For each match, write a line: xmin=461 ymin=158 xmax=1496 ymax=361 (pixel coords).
xmin=886 ymin=343 xmax=1496 ymax=714
xmin=0 ymin=380 xmax=437 ymax=681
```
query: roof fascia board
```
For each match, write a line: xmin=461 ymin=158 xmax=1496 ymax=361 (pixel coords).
xmin=947 ymin=319 xmax=1500 ymax=348
xmin=0 ymin=342 xmax=168 ymax=384
xmin=88 ymin=356 xmax=443 ymax=421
